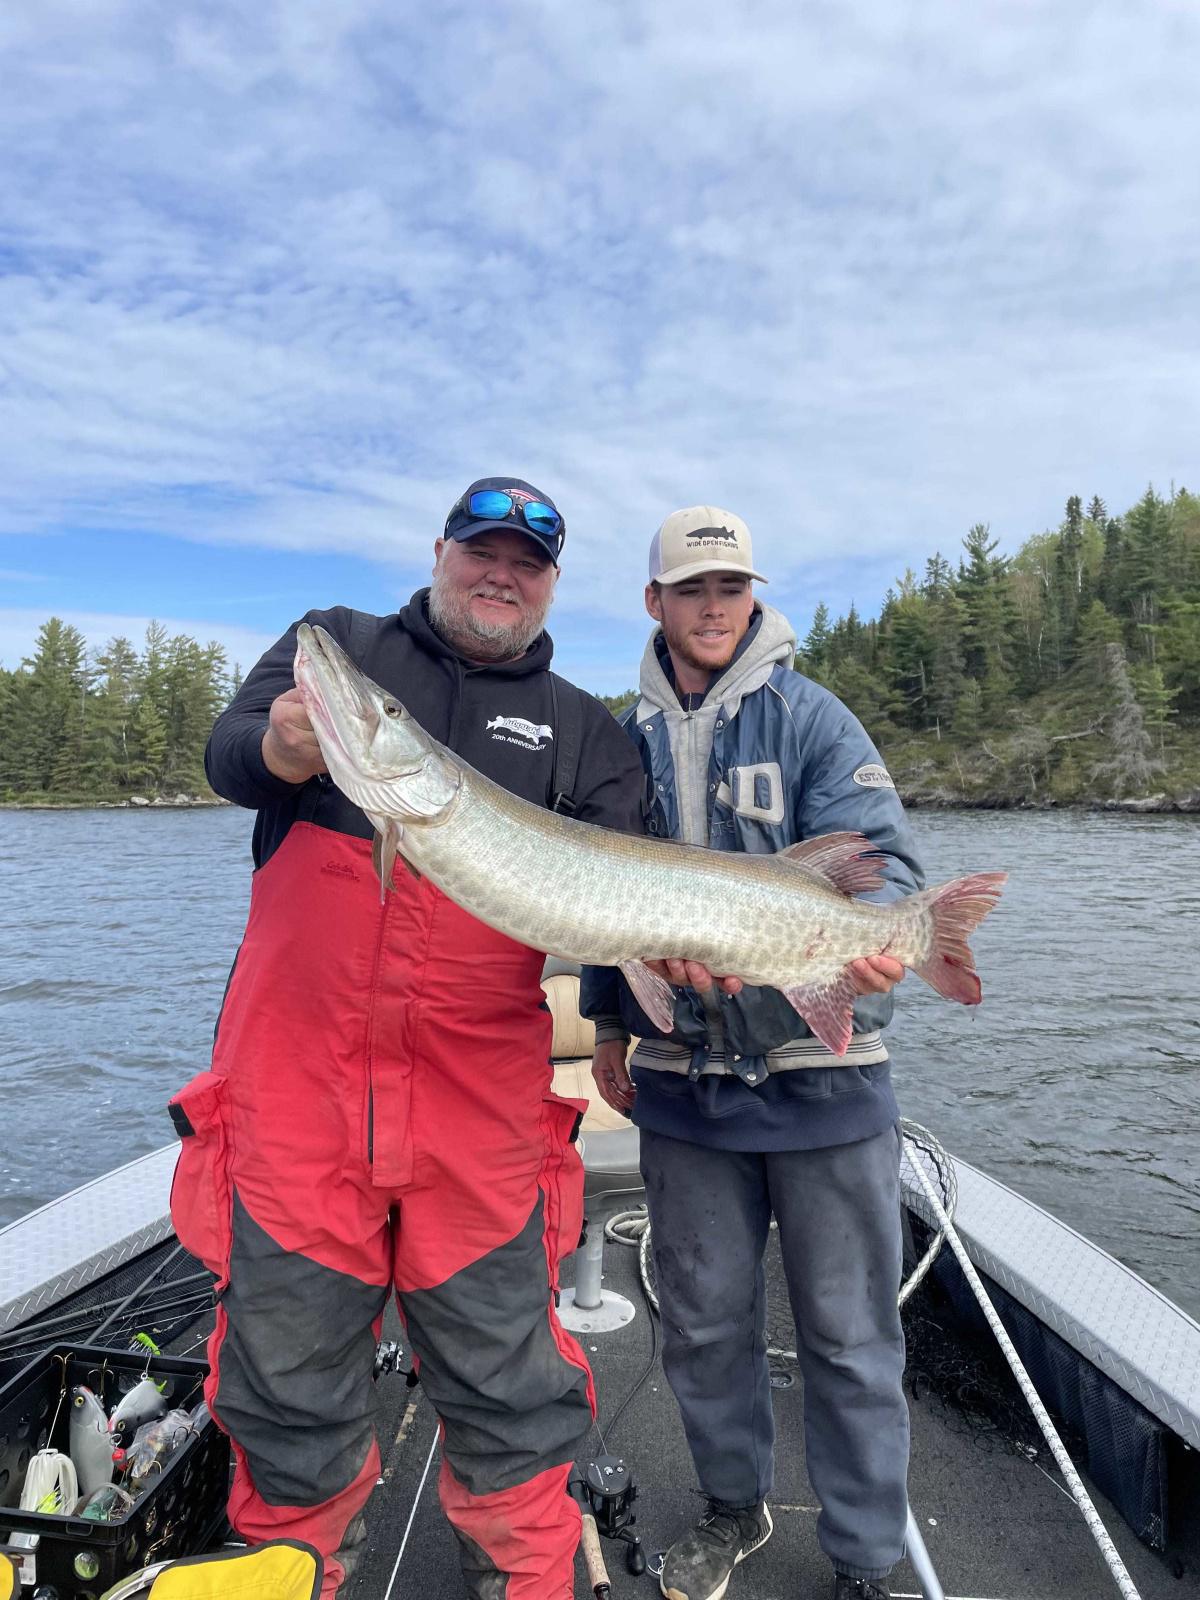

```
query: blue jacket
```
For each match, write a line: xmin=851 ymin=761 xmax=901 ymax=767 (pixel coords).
xmin=580 ymin=603 xmax=924 ymax=1152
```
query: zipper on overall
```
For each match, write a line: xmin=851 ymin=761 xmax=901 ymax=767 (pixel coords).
xmin=364 ymin=888 xmax=393 ymax=1166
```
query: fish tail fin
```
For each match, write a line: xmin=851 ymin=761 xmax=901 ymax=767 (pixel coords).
xmin=911 ymin=871 xmax=1007 ymax=1004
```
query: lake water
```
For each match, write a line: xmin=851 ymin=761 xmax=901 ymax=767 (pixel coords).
xmin=1 ymin=806 xmax=1197 ymax=1319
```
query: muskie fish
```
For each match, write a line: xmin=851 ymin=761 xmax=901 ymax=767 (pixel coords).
xmin=294 ymin=625 xmax=1005 ymax=1055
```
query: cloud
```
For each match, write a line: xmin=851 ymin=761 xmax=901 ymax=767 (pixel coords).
xmin=1 ymin=0 xmax=1197 ymax=650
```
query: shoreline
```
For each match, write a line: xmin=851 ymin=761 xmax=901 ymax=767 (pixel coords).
xmin=3 ymin=793 xmax=1199 ymax=815
xmin=0 ymin=796 xmax=231 ymax=812
xmin=901 ymin=790 xmax=1200 ymax=815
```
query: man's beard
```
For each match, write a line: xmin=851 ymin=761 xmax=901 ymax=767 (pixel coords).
xmin=661 ymin=618 xmax=737 ymax=679
xmin=428 ymin=568 xmax=553 ymax=662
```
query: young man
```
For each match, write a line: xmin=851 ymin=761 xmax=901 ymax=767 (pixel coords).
xmin=169 ymin=478 xmax=646 ymax=1599
xmin=582 ymin=506 xmax=923 ymax=1600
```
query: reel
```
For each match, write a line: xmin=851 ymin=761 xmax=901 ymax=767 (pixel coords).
xmin=575 ymin=1456 xmax=646 ymax=1577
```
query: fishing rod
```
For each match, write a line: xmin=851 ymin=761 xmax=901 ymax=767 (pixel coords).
xmin=0 ymin=1287 xmax=215 ymax=1366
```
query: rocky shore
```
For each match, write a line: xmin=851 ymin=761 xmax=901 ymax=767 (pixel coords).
xmin=1 ymin=793 xmax=230 ymax=810
xmin=900 ymin=787 xmax=1200 ymax=814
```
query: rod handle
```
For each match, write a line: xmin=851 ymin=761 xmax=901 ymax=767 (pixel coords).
xmin=579 ymin=1510 xmax=611 ymax=1597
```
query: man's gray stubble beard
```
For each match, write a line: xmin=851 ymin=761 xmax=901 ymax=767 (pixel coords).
xmin=428 ymin=566 xmax=552 ymax=662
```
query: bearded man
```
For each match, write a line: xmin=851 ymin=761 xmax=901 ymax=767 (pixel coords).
xmin=168 ymin=478 xmax=645 ymax=1598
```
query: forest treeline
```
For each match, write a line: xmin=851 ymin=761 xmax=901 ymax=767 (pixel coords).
xmin=600 ymin=485 xmax=1200 ymax=807
xmin=3 ymin=485 xmax=1199 ymax=806
xmin=0 ymin=621 xmax=240 ymax=801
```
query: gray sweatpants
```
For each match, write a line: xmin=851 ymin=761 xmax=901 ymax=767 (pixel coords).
xmin=640 ymin=1124 xmax=909 ymax=1582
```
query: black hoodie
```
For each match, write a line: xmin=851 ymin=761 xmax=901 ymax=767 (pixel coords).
xmin=205 ymin=589 xmax=644 ymax=868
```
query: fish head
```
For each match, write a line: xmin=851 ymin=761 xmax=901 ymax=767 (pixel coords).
xmin=70 ymin=1385 xmax=108 ymax=1428
xmin=294 ymin=623 xmax=459 ymax=822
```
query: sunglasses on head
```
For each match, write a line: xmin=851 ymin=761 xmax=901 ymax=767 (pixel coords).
xmin=456 ymin=489 xmax=565 ymax=556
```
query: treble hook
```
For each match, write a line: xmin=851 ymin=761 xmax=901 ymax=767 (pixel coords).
xmin=47 ymin=1351 xmax=71 ymax=1441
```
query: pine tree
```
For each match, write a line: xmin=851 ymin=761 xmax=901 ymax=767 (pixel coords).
xmin=1131 ymin=664 xmax=1178 ymax=760
xmin=161 ymin=636 xmax=230 ymax=791
xmin=83 ymin=636 xmax=140 ymax=793
xmin=139 ymin=621 xmax=171 ymax=726
xmin=881 ymin=572 xmax=933 ymax=729
xmin=925 ymin=590 xmax=968 ymax=737
xmin=799 ymin=602 xmax=832 ymax=676
xmin=956 ymin=524 xmax=1016 ymax=716
xmin=0 ymin=668 xmax=24 ymax=795
xmin=1053 ymin=495 xmax=1086 ymax=665
xmin=16 ymin=619 xmax=90 ymax=794
xmin=922 ymin=553 xmax=953 ymax=598
xmin=128 ymin=695 xmax=167 ymax=791
xmin=1097 ymin=516 xmax=1126 ymax=615
xmin=1074 ymin=601 xmax=1123 ymax=688
xmin=1123 ymin=488 xmax=1171 ymax=654
xmin=1160 ymin=600 xmax=1200 ymax=717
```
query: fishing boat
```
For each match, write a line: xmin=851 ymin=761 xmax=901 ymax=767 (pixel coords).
xmin=2 ymin=961 xmax=1197 ymax=1599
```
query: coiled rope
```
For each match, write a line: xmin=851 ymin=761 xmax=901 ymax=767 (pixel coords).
xmin=601 ymin=1117 xmax=957 ymax=1320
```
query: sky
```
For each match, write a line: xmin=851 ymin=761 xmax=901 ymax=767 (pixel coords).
xmin=1 ymin=0 xmax=1197 ymax=695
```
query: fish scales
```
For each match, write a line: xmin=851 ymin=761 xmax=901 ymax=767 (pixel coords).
xmin=400 ymin=767 xmax=929 ymax=988
xmin=293 ymin=623 xmax=1005 ymax=1054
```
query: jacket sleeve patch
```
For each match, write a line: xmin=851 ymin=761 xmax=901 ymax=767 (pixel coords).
xmin=851 ymin=763 xmax=895 ymax=789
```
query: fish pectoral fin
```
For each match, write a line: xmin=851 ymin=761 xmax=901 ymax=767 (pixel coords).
xmin=619 ymin=959 xmax=677 ymax=1033
xmin=370 ymin=819 xmax=418 ymax=898
xmin=780 ymin=967 xmax=860 ymax=1056
xmin=777 ymin=832 xmax=886 ymax=896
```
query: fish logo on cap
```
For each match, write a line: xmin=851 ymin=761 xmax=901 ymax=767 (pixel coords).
xmin=649 ymin=505 xmax=769 ymax=586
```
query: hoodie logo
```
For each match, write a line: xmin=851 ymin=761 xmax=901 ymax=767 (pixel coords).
xmin=486 ymin=715 xmax=554 ymax=750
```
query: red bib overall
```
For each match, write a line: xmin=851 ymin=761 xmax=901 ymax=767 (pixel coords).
xmin=170 ymin=823 xmax=591 ymax=1597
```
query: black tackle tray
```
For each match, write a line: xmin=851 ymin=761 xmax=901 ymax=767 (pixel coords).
xmin=0 ymin=1343 xmax=230 ymax=1596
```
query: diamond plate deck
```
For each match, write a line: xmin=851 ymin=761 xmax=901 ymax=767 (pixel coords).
xmin=901 ymin=1153 xmax=1200 ymax=1450
xmin=0 ymin=1144 xmax=178 ymax=1333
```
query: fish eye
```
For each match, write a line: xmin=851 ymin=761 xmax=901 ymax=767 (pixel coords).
xmin=383 ymin=701 xmax=402 ymax=719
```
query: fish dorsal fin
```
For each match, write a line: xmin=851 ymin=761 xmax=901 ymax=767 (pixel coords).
xmin=778 ymin=832 xmax=885 ymax=896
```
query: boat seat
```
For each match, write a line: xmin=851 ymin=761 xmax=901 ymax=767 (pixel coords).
xmin=541 ymin=963 xmax=642 ymax=1198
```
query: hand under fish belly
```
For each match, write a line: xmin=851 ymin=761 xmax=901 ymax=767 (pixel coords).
xmin=294 ymin=623 xmax=1006 ymax=1055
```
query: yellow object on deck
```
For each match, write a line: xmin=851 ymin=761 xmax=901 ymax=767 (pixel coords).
xmin=150 ymin=1542 xmax=323 ymax=1600
xmin=98 ymin=1541 xmax=322 ymax=1600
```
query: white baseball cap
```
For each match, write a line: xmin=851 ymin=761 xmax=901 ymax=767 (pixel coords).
xmin=648 ymin=506 xmax=768 ymax=586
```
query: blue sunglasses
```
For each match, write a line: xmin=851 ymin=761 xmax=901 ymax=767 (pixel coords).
xmin=457 ymin=489 xmax=565 ymax=555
